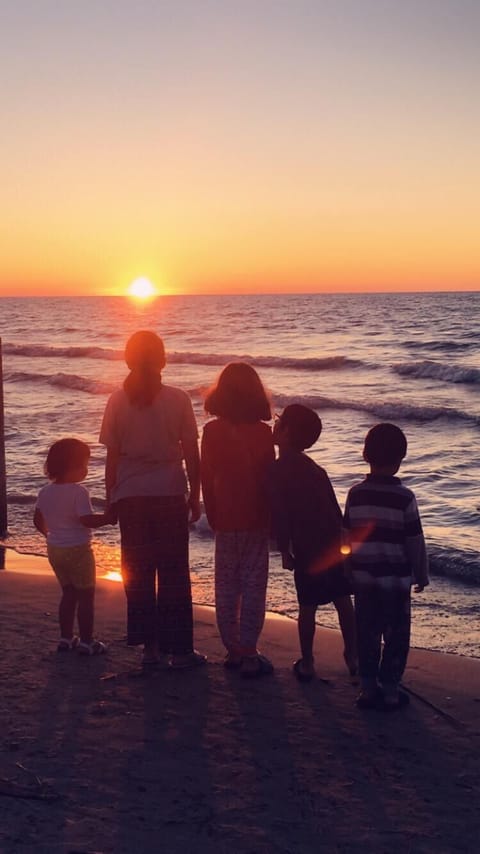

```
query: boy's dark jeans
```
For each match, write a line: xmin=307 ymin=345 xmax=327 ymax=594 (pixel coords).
xmin=355 ymin=587 xmax=411 ymax=687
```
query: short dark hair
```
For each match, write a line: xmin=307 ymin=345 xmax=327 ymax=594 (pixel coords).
xmin=204 ymin=362 xmax=271 ymax=424
xmin=279 ymin=404 xmax=322 ymax=451
xmin=45 ymin=438 xmax=90 ymax=480
xmin=363 ymin=423 xmax=407 ymax=467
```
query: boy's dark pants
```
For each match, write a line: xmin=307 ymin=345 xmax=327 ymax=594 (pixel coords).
xmin=355 ymin=587 xmax=411 ymax=687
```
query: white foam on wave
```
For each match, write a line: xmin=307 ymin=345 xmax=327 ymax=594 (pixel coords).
xmin=259 ymin=392 xmax=477 ymax=425
xmin=2 ymin=342 xmax=360 ymax=372
xmin=169 ymin=351 xmax=359 ymax=371
xmin=428 ymin=544 xmax=479 ymax=585
xmin=393 ymin=360 xmax=480 ymax=384
xmin=4 ymin=370 xmax=116 ymax=395
xmin=2 ymin=342 xmax=123 ymax=360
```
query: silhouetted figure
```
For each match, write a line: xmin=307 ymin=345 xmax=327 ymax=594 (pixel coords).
xmin=344 ymin=423 xmax=429 ymax=710
xmin=100 ymin=331 xmax=206 ymax=671
xmin=34 ymin=438 xmax=114 ymax=654
xmin=270 ymin=404 xmax=357 ymax=682
xmin=201 ymin=362 xmax=274 ymax=677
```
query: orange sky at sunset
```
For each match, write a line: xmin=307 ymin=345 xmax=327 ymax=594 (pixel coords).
xmin=2 ymin=2 xmax=479 ymax=296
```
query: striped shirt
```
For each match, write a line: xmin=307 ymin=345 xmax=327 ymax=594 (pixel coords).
xmin=344 ymin=474 xmax=429 ymax=591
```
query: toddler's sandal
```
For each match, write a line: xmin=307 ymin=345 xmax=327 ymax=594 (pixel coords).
xmin=78 ymin=640 xmax=107 ymax=656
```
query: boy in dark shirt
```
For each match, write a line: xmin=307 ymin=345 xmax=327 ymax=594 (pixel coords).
xmin=344 ymin=423 xmax=429 ymax=710
xmin=270 ymin=404 xmax=356 ymax=682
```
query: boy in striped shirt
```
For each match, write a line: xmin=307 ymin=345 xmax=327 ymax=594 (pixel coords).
xmin=344 ymin=423 xmax=429 ymax=710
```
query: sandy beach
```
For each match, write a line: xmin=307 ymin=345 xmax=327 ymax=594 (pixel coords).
xmin=0 ymin=549 xmax=479 ymax=854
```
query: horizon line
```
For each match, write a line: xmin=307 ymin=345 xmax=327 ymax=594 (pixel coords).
xmin=0 ymin=287 xmax=479 ymax=298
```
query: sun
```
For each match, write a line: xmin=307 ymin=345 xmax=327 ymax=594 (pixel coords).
xmin=127 ymin=277 xmax=157 ymax=299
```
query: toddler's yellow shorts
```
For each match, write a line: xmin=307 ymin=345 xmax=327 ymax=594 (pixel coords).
xmin=47 ymin=543 xmax=96 ymax=590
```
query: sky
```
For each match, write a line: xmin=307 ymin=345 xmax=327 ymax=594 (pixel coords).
xmin=1 ymin=0 xmax=479 ymax=296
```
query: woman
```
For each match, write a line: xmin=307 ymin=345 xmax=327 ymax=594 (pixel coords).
xmin=100 ymin=330 xmax=205 ymax=671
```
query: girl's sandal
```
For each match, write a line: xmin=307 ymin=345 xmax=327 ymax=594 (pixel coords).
xmin=57 ymin=636 xmax=79 ymax=652
xmin=78 ymin=640 xmax=107 ymax=656
xmin=241 ymin=654 xmax=274 ymax=679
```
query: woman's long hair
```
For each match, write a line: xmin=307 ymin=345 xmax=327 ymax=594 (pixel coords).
xmin=204 ymin=362 xmax=271 ymax=424
xmin=123 ymin=330 xmax=165 ymax=407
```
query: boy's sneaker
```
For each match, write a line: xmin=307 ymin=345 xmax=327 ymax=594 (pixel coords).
xmin=57 ymin=636 xmax=79 ymax=652
xmin=78 ymin=640 xmax=107 ymax=656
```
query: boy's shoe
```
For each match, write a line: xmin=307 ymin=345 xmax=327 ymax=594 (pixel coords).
xmin=355 ymin=689 xmax=383 ymax=710
xmin=78 ymin=640 xmax=107 ymax=656
xmin=380 ymin=689 xmax=410 ymax=711
xmin=343 ymin=650 xmax=358 ymax=677
xmin=57 ymin=636 xmax=79 ymax=652
xmin=223 ymin=653 xmax=242 ymax=669
xmin=293 ymin=658 xmax=315 ymax=683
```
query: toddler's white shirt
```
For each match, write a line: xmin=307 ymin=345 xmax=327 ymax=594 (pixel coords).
xmin=35 ymin=483 xmax=93 ymax=547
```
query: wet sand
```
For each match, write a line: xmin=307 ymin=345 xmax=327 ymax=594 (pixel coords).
xmin=0 ymin=550 xmax=479 ymax=853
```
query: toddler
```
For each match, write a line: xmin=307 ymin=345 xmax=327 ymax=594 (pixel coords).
xmin=34 ymin=438 xmax=115 ymax=654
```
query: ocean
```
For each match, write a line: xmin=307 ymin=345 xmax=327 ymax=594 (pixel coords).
xmin=1 ymin=293 xmax=479 ymax=657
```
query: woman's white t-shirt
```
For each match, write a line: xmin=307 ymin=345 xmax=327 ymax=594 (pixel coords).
xmin=99 ymin=384 xmax=198 ymax=501
xmin=35 ymin=483 xmax=93 ymax=547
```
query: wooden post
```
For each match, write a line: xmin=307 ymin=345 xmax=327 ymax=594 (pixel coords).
xmin=0 ymin=338 xmax=7 ymax=537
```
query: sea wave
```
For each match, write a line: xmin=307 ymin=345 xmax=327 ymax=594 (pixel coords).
xmin=4 ymin=370 xmax=116 ymax=395
xmin=2 ymin=343 xmax=123 ymax=360
xmin=428 ymin=544 xmax=479 ymax=585
xmin=268 ymin=393 xmax=479 ymax=425
xmin=7 ymin=491 xmax=107 ymax=509
xmin=402 ymin=339 xmax=474 ymax=353
xmin=5 ymin=367 xmax=479 ymax=422
xmin=169 ymin=351 xmax=360 ymax=371
xmin=393 ymin=360 xmax=480 ymax=385
xmin=2 ymin=342 xmax=360 ymax=372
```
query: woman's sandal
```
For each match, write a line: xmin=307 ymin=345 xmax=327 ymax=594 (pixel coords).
xmin=170 ymin=650 xmax=207 ymax=670
xmin=240 ymin=654 xmax=274 ymax=679
xmin=78 ymin=640 xmax=107 ymax=656
xmin=293 ymin=658 xmax=315 ymax=683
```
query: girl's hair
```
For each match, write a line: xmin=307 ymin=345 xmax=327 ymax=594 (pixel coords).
xmin=123 ymin=330 xmax=166 ymax=407
xmin=45 ymin=438 xmax=90 ymax=480
xmin=204 ymin=362 xmax=271 ymax=424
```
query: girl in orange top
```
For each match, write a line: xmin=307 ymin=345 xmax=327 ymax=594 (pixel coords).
xmin=201 ymin=363 xmax=275 ymax=677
